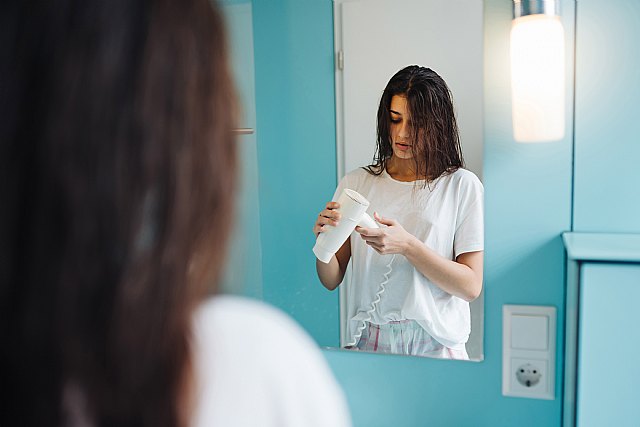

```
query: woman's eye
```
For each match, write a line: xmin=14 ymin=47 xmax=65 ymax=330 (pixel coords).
xmin=390 ymin=119 xmax=401 ymax=123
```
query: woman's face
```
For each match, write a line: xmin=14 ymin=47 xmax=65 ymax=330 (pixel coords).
xmin=389 ymin=95 xmax=414 ymax=160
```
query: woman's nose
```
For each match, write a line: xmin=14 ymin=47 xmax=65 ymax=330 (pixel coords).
xmin=398 ymin=122 xmax=410 ymax=139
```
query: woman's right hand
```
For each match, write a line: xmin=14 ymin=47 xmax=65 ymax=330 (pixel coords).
xmin=313 ymin=202 xmax=341 ymax=237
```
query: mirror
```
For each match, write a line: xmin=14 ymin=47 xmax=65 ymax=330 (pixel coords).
xmin=220 ymin=0 xmax=484 ymax=361
xmin=329 ymin=0 xmax=484 ymax=360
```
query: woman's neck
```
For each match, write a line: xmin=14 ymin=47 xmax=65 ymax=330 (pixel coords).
xmin=386 ymin=157 xmax=424 ymax=182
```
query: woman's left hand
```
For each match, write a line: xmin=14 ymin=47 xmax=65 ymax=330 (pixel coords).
xmin=355 ymin=212 xmax=415 ymax=256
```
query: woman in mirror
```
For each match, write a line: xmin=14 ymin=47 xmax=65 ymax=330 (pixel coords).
xmin=1 ymin=1 xmax=350 ymax=426
xmin=314 ymin=66 xmax=483 ymax=360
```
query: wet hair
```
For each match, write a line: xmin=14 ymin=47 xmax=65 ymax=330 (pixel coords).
xmin=0 ymin=0 xmax=236 ymax=426
xmin=365 ymin=65 xmax=465 ymax=183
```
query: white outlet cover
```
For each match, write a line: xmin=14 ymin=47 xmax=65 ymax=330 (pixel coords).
xmin=502 ymin=305 xmax=556 ymax=400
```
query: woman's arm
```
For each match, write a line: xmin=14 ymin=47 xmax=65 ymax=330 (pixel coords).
xmin=404 ymin=241 xmax=483 ymax=302
xmin=315 ymin=239 xmax=351 ymax=291
xmin=356 ymin=213 xmax=483 ymax=301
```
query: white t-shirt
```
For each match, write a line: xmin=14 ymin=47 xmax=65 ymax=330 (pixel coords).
xmin=334 ymin=167 xmax=484 ymax=349
xmin=191 ymin=296 xmax=352 ymax=427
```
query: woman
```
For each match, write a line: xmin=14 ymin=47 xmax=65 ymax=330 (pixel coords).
xmin=1 ymin=1 xmax=350 ymax=426
xmin=314 ymin=66 xmax=484 ymax=359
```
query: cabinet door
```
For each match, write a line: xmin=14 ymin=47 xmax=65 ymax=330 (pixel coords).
xmin=219 ymin=2 xmax=263 ymax=298
xmin=577 ymin=263 xmax=640 ymax=426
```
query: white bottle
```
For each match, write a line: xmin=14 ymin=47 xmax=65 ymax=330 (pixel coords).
xmin=313 ymin=188 xmax=378 ymax=264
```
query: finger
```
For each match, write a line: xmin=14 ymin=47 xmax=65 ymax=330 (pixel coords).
xmin=355 ymin=227 xmax=368 ymax=236
xmin=355 ymin=226 xmax=364 ymax=234
xmin=373 ymin=211 xmax=396 ymax=226
xmin=321 ymin=210 xmax=341 ymax=220
xmin=367 ymin=241 xmax=387 ymax=253
xmin=360 ymin=234 xmax=383 ymax=247
xmin=357 ymin=227 xmax=383 ymax=237
xmin=318 ymin=216 xmax=339 ymax=227
xmin=326 ymin=201 xmax=340 ymax=210
xmin=365 ymin=241 xmax=383 ymax=254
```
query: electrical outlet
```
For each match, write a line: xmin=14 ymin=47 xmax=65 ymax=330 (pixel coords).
xmin=510 ymin=358 xmax=549 ymax=396
xmin=515 ymin=362 xmax=542 ymax=388
xmin=503 ymin=305 xmax=556 ymax=400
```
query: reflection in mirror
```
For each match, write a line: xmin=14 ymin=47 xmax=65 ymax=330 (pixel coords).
xmin=318 ymin=0 xmax=484 ymax=360
xmin=220 ymin=0 xmax=484 ymax=360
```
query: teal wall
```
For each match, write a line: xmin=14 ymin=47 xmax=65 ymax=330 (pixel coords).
xmin=252 ymin=0 xmax=340 ymax=346
xmin=250 ymin=0 xmax=576 ymax=426
xmin=573 ymin=0 xmax=640 ymax=232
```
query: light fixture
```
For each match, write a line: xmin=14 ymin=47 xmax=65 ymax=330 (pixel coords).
xmin=510 ymin=0 xmax=565 ymax=142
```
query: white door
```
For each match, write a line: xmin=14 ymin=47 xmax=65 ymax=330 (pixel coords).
xmin=335 ymin=0 xmax=483 ymax=179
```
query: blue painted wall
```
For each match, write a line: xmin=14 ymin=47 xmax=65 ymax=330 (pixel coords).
xmin=573 ymin=0 xmax=640 ymax=232
xmin=250 ymin=0 xmax=576 ymax=426
xmin=252 ymin=0 xmax=340 ymax=346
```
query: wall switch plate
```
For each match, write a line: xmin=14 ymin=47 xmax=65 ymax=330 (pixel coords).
xmin=502 ymin=305 xmax=556 ymax=399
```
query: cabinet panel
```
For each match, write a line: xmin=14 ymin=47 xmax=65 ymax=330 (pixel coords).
xmin=577 ymin=263 xmax=640 ymax=426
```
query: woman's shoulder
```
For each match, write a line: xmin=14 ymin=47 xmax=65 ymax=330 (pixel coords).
xmin=340 ymin=167 xmax=379 ymax=188
xmin=344 ymin=166 xmax=376 ymax=180
xmin=195 ymin=295 xmax=298 ymax=328
xmin=193 ymin=296 xmax=329 ymax=365
xmin=191 ymin=296 xmax=351 ymax=427
xmin=446 ymin=168 xmax=483 ymax=191
xmin=449 ymin=167 xmax=481 ymax=182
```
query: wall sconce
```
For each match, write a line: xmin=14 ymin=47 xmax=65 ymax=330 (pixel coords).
xmin=511 ymin=0 xmax=565 ymax=142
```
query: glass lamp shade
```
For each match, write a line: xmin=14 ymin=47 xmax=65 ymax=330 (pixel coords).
xmin=510 ymin=14 xmax=565 ymax=142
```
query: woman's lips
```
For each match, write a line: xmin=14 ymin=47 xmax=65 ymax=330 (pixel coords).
xmin=395 ymin=142 xmax=411 ymax=151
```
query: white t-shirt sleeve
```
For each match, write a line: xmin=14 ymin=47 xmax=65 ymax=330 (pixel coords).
xmin=453 ymin=173 xmax=484 ymax=258
xmin=191 ymin=296 xmax=352 ymax=427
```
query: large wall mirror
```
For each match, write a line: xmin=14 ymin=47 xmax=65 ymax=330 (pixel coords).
xmin=333 ymin=0 xmax=484 ymax=360
xmin=220 ymin=0 xmax=485 ymax=362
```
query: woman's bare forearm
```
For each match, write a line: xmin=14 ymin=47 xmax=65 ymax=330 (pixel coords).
xmin=403 ymin=237 xmax=483 ymax=302
xmin=316 ymin=256 xmax=344 ymax=290
xmin=315 ymin=239 xmax=351 ymax=291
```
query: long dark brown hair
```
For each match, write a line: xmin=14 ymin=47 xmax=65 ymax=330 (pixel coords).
xmin=366 ymin=65 xmax=464 ymax=183
xmin=0 ymin=0 xmax=236 ymax=426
